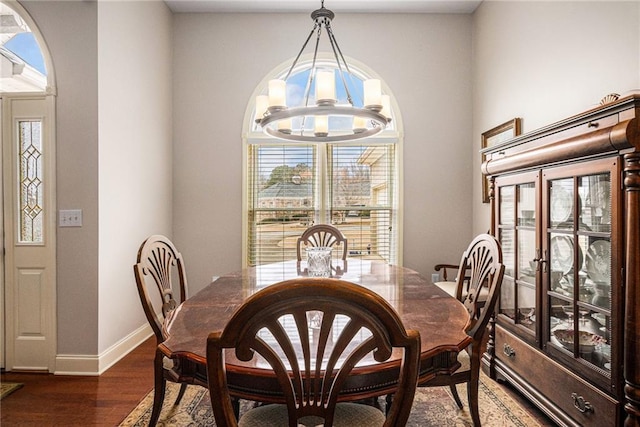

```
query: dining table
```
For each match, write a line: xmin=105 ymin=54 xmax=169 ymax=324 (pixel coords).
xmin=159 ymin=258 xmax=472 ymax=403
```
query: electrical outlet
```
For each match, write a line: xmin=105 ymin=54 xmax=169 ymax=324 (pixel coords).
xmin=59 ymin=209 xmax=82 ymax=227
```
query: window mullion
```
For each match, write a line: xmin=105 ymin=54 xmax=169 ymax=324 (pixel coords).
xmin=318 ymin=143 xmax=328 ymax=224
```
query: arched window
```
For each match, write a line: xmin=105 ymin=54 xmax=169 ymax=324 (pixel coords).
xmin=0 ymin=2 xmax=47 ymax=92
xmin=243 ymin=57 xmax=402 ymax=267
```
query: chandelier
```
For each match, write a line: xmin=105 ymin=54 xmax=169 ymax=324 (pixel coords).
xmin=254 ymin=1 xmax=391 ymax=143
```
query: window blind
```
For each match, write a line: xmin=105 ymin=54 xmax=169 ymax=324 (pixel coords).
xmin=247 ymin=144 xmax=316 ymax=266
xmin=328 ymin=144 xmax=397 ymax=263
xmin=247 ymin=143 xmax=397 ymax=267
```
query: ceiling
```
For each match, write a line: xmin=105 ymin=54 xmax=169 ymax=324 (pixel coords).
xmin=164 ymin=0 xmax=483 ymax=14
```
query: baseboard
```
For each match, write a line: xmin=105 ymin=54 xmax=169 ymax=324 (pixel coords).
xmin=54 ymin=324 xmax=153 ymax=376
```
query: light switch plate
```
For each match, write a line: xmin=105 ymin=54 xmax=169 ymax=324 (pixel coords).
xmin=59 ymin=209 xmax=82 ymax=227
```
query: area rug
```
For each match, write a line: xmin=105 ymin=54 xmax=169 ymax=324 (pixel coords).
xmin=0 ymin=382 xmax=23 ymax=400
xmin=120 ymin=374 xmax=541 ymax=427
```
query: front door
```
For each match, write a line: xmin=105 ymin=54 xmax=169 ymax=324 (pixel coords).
xmin=2 ymin=95 xmax=56 ymax=371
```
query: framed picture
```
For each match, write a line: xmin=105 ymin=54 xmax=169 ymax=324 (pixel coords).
xmin=482 ymin=118 xmax=521 ymax=203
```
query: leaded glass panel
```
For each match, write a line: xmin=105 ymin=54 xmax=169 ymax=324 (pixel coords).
xmin=19 ymin=120 xmax=43 ymax=243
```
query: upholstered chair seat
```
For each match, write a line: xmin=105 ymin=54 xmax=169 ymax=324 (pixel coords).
xmin=236 ymin=402 xmax=386 ymax=427
xmin=435 ymin=279 xmax=489 ymax=302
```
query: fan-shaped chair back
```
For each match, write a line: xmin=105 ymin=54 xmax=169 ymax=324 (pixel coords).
xmin=296 ymin=224 xmax=348 ymax=261
xmin=134 ymin=235 xmax=188 ymax=341
xmin=457 ymin=233 xmax=504 ymax=337
xmin=206 ymin=278 xmax=421 ymax=427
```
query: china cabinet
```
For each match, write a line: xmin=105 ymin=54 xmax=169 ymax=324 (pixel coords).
xmin=481 ymin=93 xmax=640 ymax=427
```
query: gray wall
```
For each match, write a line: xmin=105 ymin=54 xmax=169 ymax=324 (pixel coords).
xmin=19 ymin=0 xmax=173 ymax=362
xmin=472 ymin=1 xmax=640 ymax=233
xmin=172 ymin=13 xmax=474 ymax=295
xmin=21 ymin=0 xmax=100 ymax=356
xmin=97 ymin=1 xmax=173 ymax=355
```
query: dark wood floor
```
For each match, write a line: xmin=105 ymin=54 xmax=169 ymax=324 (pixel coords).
xmin=1 ymin=336 xmax=557 ymax=426
xmin=1 ymin=337 xmax=157 ymax=426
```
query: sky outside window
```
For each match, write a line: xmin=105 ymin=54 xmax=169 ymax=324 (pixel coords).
xmin=4 ymin=32 xmax=46 ymax=75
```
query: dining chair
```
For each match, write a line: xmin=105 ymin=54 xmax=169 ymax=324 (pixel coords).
xmin=433 ymin=260 xmax=488 ymax=303
xmin=296 ymin=224 xmax=348 ymax=261
xmin=133 ymin=235 xmax=201 ymax=426
xmin=206 ymin=278 xmax=421 ymax=427
xmin=421 ymin=233 xmax=505 ymax=427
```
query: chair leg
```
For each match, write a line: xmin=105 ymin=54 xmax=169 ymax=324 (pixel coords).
xmin=450 ymin=384 xmax=464 ymax=409
xmin=467 ymin=369 xmax=481 ymax=426
xmin=174 ymin=383 xmax=188 ymax=405
xmin=467 ymin=346 xmax=484 ymax=427
xmin=232 ymin=397 xmax=240 ymax=420
xmin=150 ymin=356 xmax=167 ymax=426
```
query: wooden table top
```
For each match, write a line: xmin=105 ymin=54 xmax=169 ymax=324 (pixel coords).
xmin=160 ymin=259 xmax=472 ymax=371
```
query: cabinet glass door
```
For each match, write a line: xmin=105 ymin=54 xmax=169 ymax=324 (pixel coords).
xmin=544 ymin=166 xmax=615 ymax=382
xmin=495 ymin=172 xmax=539 ymax=341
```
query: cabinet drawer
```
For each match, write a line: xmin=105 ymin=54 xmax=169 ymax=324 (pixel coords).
xmin=496 ymin=327 xmax=619 ymax=426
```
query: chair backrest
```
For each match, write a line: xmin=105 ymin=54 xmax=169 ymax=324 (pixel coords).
xmin=133 ymin=235 xmax=188 ymax=343
xmin=206 ymin=278 xmax=421 ymax=427
xmin=456 ymin=233 xmax=505 ymax=342
xmin=296 ymin=224 xmax=348 ymax=261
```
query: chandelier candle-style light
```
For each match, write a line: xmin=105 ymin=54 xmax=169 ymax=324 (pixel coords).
xmin=254 ymin=1 xmax=391 ymax=142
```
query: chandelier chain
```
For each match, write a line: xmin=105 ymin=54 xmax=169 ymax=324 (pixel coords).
xmin=299 ymin=21 xmax=324 ymax=135
xmin=325 ymin=23 xmax=355 ymax=106
xmin=284 ymin=22 xmax=319 ymax=81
